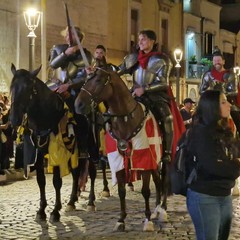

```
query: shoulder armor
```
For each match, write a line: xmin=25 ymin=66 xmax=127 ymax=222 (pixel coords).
xmin=49 ymin=44 xmax=68 ymax=63
xmin=52 ymin=44 xmax=68 ymax=54
xmin=147 ymin=54 xmax=167 ymax=73
xmin=199 ymin=71 xmax=212 ymax=94
xmin=118 ymin=53 xmax=138 ymax=75
xmin=224 ymin=70 xmax=238 ymax=95
xmin=49 ymin=44 xmax=69 ymax=69
xmin=148 ymin=53 xmax=173 ymax=80
xmin=124 ymin=53 xmax=138 ymax=69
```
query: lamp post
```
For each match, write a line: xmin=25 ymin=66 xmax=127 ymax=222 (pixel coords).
xmin=233 ymin=64 xmax=240 ymax=78
xmin=23 ymin=8 xmax=41 ymax=71
xmin=174 ymin=48 xmax=183 ymax=105
xmin=233 ymin=65 xmax=240 ymax=95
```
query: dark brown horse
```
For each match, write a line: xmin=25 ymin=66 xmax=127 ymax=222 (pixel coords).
xmin=9 ymin=64 xmax=97 ymax=222
xmin=74 ymin=60 xmax=168 ymax=231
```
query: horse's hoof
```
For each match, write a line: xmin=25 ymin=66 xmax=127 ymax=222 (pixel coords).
xmin=143 ymin=219 xmax=154 ymax=232
xmin=113 ymin=222 xmax=125 ymax=232
xmin=151 ymin=205 xmax=168 ymax=222
xmin=65 ymin=204 xmax=76 ymax=212
xmin=49 ymin=211 xmax=60 ymax=223
xmin=127 ymin=186 xmax=134 ymax=191
xmin=86 ymin=205 xmax=96 ymax=212
xmin=150 ymin=204 xmax=161 ymax=220
xmin=101 ymin=191 xmax=110 ymax=197
xmin=158 ymin=208 xmax=168 ymax=222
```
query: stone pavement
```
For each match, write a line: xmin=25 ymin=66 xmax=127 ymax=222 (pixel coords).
xmin=1 ymin=170 xmax=240 ymax=240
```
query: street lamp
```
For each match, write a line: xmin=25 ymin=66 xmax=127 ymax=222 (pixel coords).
xmin=23 ymin=8 xmax=41 ymax=71
xmin=233 ymin=64 xmax=240 ymax=77
xmin=233 ymin=64 xmax=240 ymax=92
xmin=174 ymin=48 xmax=183 ymax=105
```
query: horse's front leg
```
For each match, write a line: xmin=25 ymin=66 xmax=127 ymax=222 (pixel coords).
xmin=87 ymin=160 xmax=96 ymax=211
xmin=50 ymin=166 xmax=62 ymax=223
xmin=35 ymin=156 xmax=47 ymax=222
xmin=113 ymin=169 xmax=127 ymax=232
xmin=100 ymin=156 xmax=110 ymax=197
xmin=141 ymin=170 xmax=154 ymax=231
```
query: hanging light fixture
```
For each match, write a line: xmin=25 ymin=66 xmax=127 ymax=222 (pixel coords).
xmin=23 ymin=8 xmax=41 ymax=38
xmin=174 ymin=48 xmax=183 ymax=68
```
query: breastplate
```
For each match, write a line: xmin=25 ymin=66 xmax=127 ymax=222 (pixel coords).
xmin=67 ymin=50 xmax=93 ymax=82
xmin=67 ymin=59 xmax=86 ymax=81
xmin=133 ymin=55 xmax=165 ymax=87
xmin=133 ymin=67 xmax=156 ymax=87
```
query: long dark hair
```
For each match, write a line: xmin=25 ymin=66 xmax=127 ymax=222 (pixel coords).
xmin=195 ymin=90 xmax=221 ymax=126
xmin=194 ymin=90 xmax=239 ymax=158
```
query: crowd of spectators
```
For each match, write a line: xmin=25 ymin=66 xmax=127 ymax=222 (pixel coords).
xmin=0 ymin=93 xmax=14 ymax=175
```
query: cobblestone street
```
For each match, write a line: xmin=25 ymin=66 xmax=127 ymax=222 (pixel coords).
xmin=1 ymin=170 xmax=240 ymax=239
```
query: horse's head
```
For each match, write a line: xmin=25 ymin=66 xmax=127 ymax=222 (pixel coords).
xmin=9 ymin=64 xmax=41 ymax=127
xmin=75 ymin=58 xmax=113 ymax=115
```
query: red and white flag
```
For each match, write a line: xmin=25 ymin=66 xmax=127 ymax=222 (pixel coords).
xmin=105 ymin=108 xmax=162 ymax=185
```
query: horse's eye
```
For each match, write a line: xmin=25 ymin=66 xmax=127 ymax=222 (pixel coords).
xmin=96 ymin=78 xmax=102 ymax=83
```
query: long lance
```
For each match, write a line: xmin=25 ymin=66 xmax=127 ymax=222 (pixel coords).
xmin=62 ymin=1 xmax=89 ymax=67
xmin=63 ymin=2 xmax=73 ymax=46
xmin=69 ymin=17 xmax=90 ymax=67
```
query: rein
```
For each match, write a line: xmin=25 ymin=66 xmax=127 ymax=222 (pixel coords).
xmin=81 ymin=67 xmax=111 ymax=107
xmin=80 ymin=66 xmax=149 ymax=151
xmin=12 ymin=75 xmax=64 ymax=149
xmin=103 ymin=102 xmax=138 ymax=123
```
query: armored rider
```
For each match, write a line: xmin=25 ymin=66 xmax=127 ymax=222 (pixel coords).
xmin=118 ymin=29 xmax=174 ymax=162
xmin=199 ymin=50 xmax=240 ymax=134
xmin=49 ymin=26 xmax=94 ymax=98
xmin=48 ymin=26 xmax=98 ymax=160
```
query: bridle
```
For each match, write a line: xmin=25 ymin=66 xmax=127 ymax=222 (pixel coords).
xmin=10 ymin=76 xmax=38 ymax=115
xmin=10 ymin=74 xmax=63 ymax=148
xmin=81 ymin=67 xmax=112 ymax=107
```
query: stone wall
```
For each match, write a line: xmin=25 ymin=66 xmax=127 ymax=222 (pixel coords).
xmin=0 ymin=0 xmax=182 ymax=93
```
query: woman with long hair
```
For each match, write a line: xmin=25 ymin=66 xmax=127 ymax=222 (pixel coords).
xmin=187 ymin=90 xmax=240 ymax=240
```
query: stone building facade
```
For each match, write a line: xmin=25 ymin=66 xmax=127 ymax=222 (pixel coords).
xmin=0 ymin=0 xmax=239 ymax=103
xmin=0 ymin=0 xmax=182 ymax=94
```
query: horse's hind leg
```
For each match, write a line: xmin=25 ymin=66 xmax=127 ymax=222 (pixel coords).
xmin=161 ymin=161 xmax=170 ymax=210
xmin=78 ymin=158 xmax=89 ymax=193
xmin=113 ymin=169 xmax=127 ymax=232
xmin=150 ymin=161 xmax=169 ymax=223
xmin=127 ymin=181 xmax=134 ymax=191
xmin=35 ymin=156 xmax=47 ymax=222
xmin=151 ymin=169 xmax=161 ymax=207
xmin=86 ymin=160 xmax=96 ymax=211
xmin=50 ymin=166 xmax=62 ymax=223
xmin=150 ymin=169 xmax=168 ymax=222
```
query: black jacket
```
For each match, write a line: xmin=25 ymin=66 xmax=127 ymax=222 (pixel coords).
xmin=188 ymin=124 xmax=240 ymax=196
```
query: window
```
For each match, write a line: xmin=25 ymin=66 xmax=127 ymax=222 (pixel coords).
xmin=204 ymin=33 xmax=213 ymax=57
xmin=131 ymin=9 xmax=139 ymax=52
xmin=161 ymin=19 xmax=168 ymax=51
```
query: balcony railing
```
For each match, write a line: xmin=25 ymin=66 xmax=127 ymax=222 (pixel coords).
xmin=188 ymin=63 xmax=210 ymax=79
